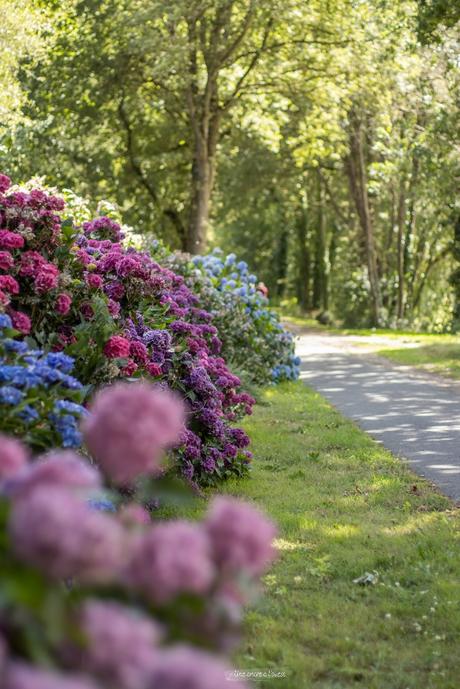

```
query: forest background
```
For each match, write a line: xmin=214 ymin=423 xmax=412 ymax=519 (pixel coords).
xmin=1 ymin=0 xmax=459 ymax=330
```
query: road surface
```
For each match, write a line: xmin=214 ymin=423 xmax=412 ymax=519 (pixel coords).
xmin=296 ymin=330 xmax=460 ymax=502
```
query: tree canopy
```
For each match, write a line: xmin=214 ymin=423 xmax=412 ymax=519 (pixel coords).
xmin=1 ymin=0 xmax=459 ymax=329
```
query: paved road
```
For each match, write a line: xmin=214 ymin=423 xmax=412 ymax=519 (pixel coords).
xmin=296 ymin=331 xmax=460 ymax=502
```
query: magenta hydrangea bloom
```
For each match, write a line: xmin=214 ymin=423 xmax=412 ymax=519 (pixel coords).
xmin=0 ymin=230 xmax=24 ymax=249
xmin=4 ymin=663 xmax=100 ymax=689
xmin=83 ymin=383 xmax=184 ymax=484
xmin=103 ymin=335 xmax=130 ymax=359
xmin=126 ymin=521 xmax=214 ymax=603
xmin=0 ymin=435 xmax=29 ymax=480
xmin=129 ymin=340 xmax=148 ymax=363
xmin=205 ymin=496 xmax=277 ymax=576
xmin=0 ymin=275 xmax=19 ymax=294
xmin=9 ymin=452 xmax=101 ymax=499
xmin=78 ymin=600 xmax=161 ymax=689
xmin=0 ymin=250 xmax=14 ymax=271
xmin=9 ymin=486 xmax=124 ymax=581
xmin=18 ymin=250 xmax=45 ymax=277
xmin=9 ymin=310 xmax=31 ymax=335
xmin=85 ymin=273 xmax=103 ymax=289
xmin=148 ymin=645 xmax=249 ymax=689
xmin=55 ymin=293 xmax=72 ymax=315
xmin=34 ymin=263 xmax=59 ymax=293
xmin=0 ymin=173 xmax=11 ymax=193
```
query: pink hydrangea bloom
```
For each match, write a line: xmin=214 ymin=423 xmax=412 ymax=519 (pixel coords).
xmin=0 ymin=230 xmax=24 ymax=249
xmin=0 ymin=434 xmax=29 ymax=480
xmin=0 ymin=174 xmax=11 ymax=193
xmin=129 ymin=340 xmax=148 ymax=363
xmin=4 ymin=662 xmax=100 ymax=689
xmin=0 ymin=251 xmax=14 ymax=271
xmin=85 ymin=273 xmax=103 ymax=289
xmin=34 ymin=264 xmax=59 ymax=293
xmin=126 ymin=521 xmax=214 ymax=603
xmin=78 ymin=600 xmax=161 ymax=689
xmin=148 ymin=646 xmax=249 ymax=689
xmin=103 ymin=335 xmax=130 ymax=359
xmin=9 ymin=486 xmax=124 ymax=581
xmin=120 ymin=359 xmax=138 ymax=377
xmin=9 ymin=310 xmax=31 ymax=335
xmin=83 ymin=383 xmax=184 ymax=484
xmin=119 ymin=504 xmax=151 ymax=526
xmin=75 ymin=249 xmax=91 ymax=266
xmin=19 ymin=250 xmax=45 ymax=277
xmin=0 ymin=275 xmax=19 ymax=295
xmin=205 ymin=497 xmax=277 ymax=576
xmin=0 ymin=289 xmax=9 ymax=305
xmin=80 ymin=302 xmax=95 ymax=320
xmin=107 ymin=299 xmax=120 ymax=318
xmin=146 ymin=362 xmax=162 ymax=377
xmin=55 ymin=293 xmax=72 ymax=315
xmin=10 ymin=452 xmax=101 ymax=499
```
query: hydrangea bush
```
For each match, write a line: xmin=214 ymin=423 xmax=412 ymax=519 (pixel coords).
xmin=0 ymin=314 xmax=86 ymax=451
xmin=0 ymin=174 xmax=254 ymax=485
xmin=156 ymin=246 xmax=300 ymax=386
xmin=0 ymin=383 xmax=277 ymax=689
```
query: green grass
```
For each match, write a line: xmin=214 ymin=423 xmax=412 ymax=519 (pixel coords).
xmin=221 ymin=382 xmax=460 ymax=689
xmin=376 ymin=343 xmax=460 ymax=379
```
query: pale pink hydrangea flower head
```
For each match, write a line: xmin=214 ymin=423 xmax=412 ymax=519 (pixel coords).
xmin=83 ymin=382 xmax=185 ymax=484
xmin=119 ymin=503 xmax=151 ymax=527
xmin=78 ymin=600 xmax=162 ymax=689
xmin=0 ymin=633 xmax=6 ymax=678
xmin=4 ymin=662 xmax=100 ymax=689
xmin=9 ymin=486 xmax=125 ymax=581
xmin=205 ymin=496 xmax=277 ymax=576
xmin=0 ymin=435 xmax=29 ymax=480
xmin=126 ymin=520 xmax=214 ymax=603
xmin=148 ymin=645 xmax=249 ymax=689
xmin=9 ymin=451 xmax=101 ymax=499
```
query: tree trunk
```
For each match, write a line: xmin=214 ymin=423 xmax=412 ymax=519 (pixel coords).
xmin=396 ymin=186 xmax=406 ymax=320
xmin=295 ymin=201 xmax=311 ymax=311
xmin=313 ymin=172 xmax=328 ymax=310
xmin=186 ymin=98 xmax=220 ymax=254
xmin=185 ymin=18 xmax=220 ymax=254
xmin=346 ymin=113 xmax=382 ymax=326
xmin=186 ymin=142 xmax=212 ymax=254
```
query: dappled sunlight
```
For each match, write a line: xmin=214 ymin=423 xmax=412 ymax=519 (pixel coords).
xmin=274 ymin=537 xmax=310 ymax=552
xmin=298 ymin=335 xmax=460 ymax=500
xmin=322 ymin=523 xmax=360 ymax=539
xmin=382 ymin=511 xmax=443 ymax=536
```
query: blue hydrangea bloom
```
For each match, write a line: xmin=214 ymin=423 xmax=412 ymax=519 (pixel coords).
xmin=0 ymin=386 xmax=24 ymax=405
xmin=0 ymin=314 xmax=12 ymax=329
xmin=88 ymin=498 xmax=117 ymax=513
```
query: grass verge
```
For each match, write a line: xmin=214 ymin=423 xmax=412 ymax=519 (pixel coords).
xmin=376 ymin=342 xmax=460 ymax=379
xmin=224 ymin=382 xmax=459 ymax=689
xmin=281 ymin=314 xmax=460 ymax=380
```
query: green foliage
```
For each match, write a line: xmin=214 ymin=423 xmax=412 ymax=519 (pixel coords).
xmin=0 ymin=0 xmax=459 ymax=328
xmin=417 ymin=0 xmax=460 ymax=41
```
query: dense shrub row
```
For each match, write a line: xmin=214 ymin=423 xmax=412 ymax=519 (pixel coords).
xmin=0 ymin=174 xmax=285 ymax=688
xmin=156 ymin=246 xmax=300 ymax=386
xmin=0 ymin=174 xmax=258 ymax=485
xmin=0 ymin=173 xmax=292 ymax=686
